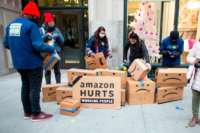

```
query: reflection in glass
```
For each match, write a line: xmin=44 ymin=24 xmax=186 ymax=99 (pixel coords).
xmin=39 ymin=0 xmax=84 ymax=7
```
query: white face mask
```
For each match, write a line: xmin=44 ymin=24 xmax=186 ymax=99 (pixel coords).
xmin=99 ymin=33 xmax=105 ymax=38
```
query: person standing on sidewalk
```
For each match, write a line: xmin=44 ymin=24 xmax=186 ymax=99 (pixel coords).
xmin=123 ymin=31 xmax=151 ymax=68
xmin=40 ymin=12 xmax=64 ymax=84
xmin=86 ymin=26 xmax=112 ymax=59
xmin=187 ymin=40 xmax=200 ymax=127
xmin=3 ymin=2 xmax=54 ymax=121
xmin=160 ymin=30 xmax=184 ymax=67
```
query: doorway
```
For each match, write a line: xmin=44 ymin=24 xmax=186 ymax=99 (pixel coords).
xmin=40 ymin=9 xmax=87 ymax=69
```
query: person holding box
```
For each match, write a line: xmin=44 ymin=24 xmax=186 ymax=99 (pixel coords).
xmin=3 ymin=1 xmax=54 ymax=121
xmin=124 ymin=31 xmax=150 ymax=69
xmin=86 ymin=26 xmax=112 ymax=59
xmin=40 ymin=12 xmax=64 ymax=84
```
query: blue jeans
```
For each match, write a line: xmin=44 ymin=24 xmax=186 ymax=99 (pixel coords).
xmin=17 ymin=67 xmax=43 ymax=115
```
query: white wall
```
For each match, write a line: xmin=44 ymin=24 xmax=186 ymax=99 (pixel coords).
xmin=0 ymin=0 xmax=21 ymax=75
xmin=88 ymin=0 xmax=124 ymax=69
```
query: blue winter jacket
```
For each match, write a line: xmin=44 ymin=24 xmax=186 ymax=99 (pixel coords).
xmin=86 ymin=36 xmax=109 ymax=57
xmin=160 ymin=36 xmax=184 ymax=66
xmin=40 ymin=24 xmax=64 ymax=53
xmin=3 ymin=17 xmax=55 ymax=69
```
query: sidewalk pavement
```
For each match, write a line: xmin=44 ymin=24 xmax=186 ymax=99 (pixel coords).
xmin=0 ymin=70 xmax=199 ymax=133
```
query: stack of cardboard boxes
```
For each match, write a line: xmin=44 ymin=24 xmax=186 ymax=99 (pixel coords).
xmin=42 ymin=83 xmax=68 ymax=102
xmin=60 ymin=98 xmax=80 ymax=116
xmin=127 ymin=59 xmax=156 ymax=105
xmin=155 ymin=68 xmax=187 ymax=103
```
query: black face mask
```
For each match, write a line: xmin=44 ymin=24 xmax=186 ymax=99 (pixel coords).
xmin=29 ymin=18 xmax=39 ymax=26
xmin=47 ymin=26 xmax=55 ymax=32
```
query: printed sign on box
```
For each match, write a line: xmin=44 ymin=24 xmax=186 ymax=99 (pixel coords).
xmin=73 ymin=76 xmax=121 ymax=109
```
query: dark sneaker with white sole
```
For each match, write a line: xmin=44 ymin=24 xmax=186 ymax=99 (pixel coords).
xmin=31 ymin=112 xmax=53 ymax=122
xmin=24 ymin=113 xmax=32 ymax=120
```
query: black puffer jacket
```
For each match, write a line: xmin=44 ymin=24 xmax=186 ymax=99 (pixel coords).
xmin=124 ymin=40 xmax=150 ymax=64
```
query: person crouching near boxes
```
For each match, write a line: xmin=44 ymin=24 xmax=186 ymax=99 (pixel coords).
xmin=187 ymin=40 xmax=200 ymax=127
xmin=86 ymin=26 xmax=112 ymax=59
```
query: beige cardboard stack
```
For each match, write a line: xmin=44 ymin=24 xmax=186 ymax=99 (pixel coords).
xmin=42 ymin=83 xmax=68 ymax=102
xmin=127 ymin=59 xmax=155 ymax=105
xmin=96 ymin=69 xmax=127 ymax=106
xmin=60 ymin=98 xmax=80 ymax=116
xmin=155 ymin=68 xmax=187 ymax=103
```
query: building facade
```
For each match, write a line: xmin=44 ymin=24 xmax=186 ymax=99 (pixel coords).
xmin=0 ymin=0 xmax=199 ymax=75
xmin=0 ymin=0 xmax=21 ymax=75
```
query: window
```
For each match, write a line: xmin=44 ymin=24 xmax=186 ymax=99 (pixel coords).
xmin=38 ymin=0 xmax=87 ymax=7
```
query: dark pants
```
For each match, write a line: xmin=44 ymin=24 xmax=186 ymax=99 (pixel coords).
xmin=192 ymin=89 xmax=200 ymax=117
xmin=45 ymin=61 xmax=61 ymax=84
xmin=17 ymin=67 xmax=43 ymax=115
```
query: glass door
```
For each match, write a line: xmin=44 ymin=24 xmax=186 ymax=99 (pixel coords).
xmin=40 ymin=9 xmax=85 ymax=69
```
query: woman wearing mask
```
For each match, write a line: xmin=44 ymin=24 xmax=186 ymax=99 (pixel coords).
xmin=124 ymin=31 xmax=150 ymax=68
xmin=86 ymin=26 xmax=112 ymax=59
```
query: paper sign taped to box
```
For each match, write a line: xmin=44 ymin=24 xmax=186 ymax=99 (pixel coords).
xmin=73 ymin=76 xmax=121 ymax=109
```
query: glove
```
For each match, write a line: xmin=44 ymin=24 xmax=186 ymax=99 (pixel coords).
xmin=43 ymin=34 xmax=53 ymax=43
xmin=52 ymin=33 xmax=60 ymax=42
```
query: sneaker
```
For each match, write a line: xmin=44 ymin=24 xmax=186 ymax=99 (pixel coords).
xmin=188 ymin=116 xmax=199 ymax=127
xmin=32 ymin=112 xmax=53 ymax=122
xmin=24 ymin=113 xmax=32 ymax=120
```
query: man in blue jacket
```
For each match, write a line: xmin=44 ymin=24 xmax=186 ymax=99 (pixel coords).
xmin=3 ymin=2 xmax=54 ymax=121
xmin=160 ymin=31 xmax=184 ymax=67
xmin=40 ymin=12 xmax=64 ymax=84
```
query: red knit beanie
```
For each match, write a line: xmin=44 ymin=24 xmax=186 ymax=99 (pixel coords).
xmin=44 ymin=12 xmax=54 ymax=24
xmin=22 ymin=1 xmax=40 ymax=17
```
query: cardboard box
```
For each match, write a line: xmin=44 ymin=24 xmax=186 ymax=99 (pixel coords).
xmin=85 ymin=52 xmax=107 ymax=70
xmin=157 ymin=86 xmax=184 ymax=103
xmin=43 ymin=53 xmax=60 ymax=70
xmin=95 ymin=53 xmax=107 ymax=69
xmin=42 ymin=84 xmax=67 ymax=102
xmin=60 ymin=98 xmax=80 ymax=116
xmin=84 ymin=56 xmax=97 ymax=70
xmin=155 ymin=68 xmax=187 ymax=87
xmin=127 ymin=79 xmax=155 ymax=105
xmin=67 ymin=69 xmax=96 ymax=86
xmin=56 ymin=86 xmax=73 ymax=103
xmin=96 ymin=69 xmax=127 ymax=89
xmin=121 ymin=89 xmax=126 ymax=106
xmin=128 ymin=59 xmax=149 ymax=81
xmin=73 ymin=76 xmax=121 ymax=109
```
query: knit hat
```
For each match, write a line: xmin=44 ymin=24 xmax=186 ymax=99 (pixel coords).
xmin=170 ymin=31 xmax=179 ymax=40
xmin=22 ymin=1 xmax=40 ymax=17
xmin=44 ymin=12 xmax=54 ymax=24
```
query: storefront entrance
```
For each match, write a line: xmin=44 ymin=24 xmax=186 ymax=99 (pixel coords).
xmin=40 ymin=9 xmax=85 ymax=69
xmin=125 ymin=0 xmax=176 ymax=63
xmin=22 ymin=0 xmax=88 ymax=69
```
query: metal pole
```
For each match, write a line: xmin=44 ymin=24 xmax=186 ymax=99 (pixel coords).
xmin=174 ymin=0 xmax=179 ymax=30
xmin=159 ymin=1 xmax=164 ymax=45
xmin=123 ymin=0 xmax=128 ymax=59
